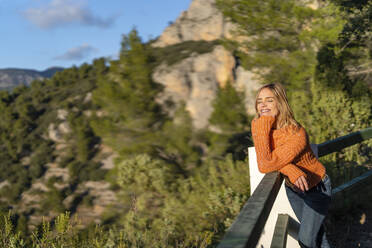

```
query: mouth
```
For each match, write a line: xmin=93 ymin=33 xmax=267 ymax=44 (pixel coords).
xmin=260 ymin=109 xmax=271 ymax=114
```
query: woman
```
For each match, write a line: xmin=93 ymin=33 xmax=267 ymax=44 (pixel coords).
xmin=251 ymin=83 xmax=332 ymax=248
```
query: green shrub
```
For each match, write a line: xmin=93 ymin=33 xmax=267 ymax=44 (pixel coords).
xmin=151 ymin=40 xmax=220 ymax=67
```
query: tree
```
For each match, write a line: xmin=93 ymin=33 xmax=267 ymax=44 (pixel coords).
xmin=158 ymin=103 xmax=201 ymax=174
xmin=310 ymin=0 xmax=372 ymax=165
xmin=216 ymin=0 xmax=344 ymax=127
xmin=209 ymin=82 xmax=249 ymax=133
xmin=207 ymin=82 xmax=250 ymax=159
xmin=92 ymin=29 xmax=165 ymax=156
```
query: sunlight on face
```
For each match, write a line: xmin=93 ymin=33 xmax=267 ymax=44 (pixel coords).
xmin=257 ymin=88 xmax=279 ymax=117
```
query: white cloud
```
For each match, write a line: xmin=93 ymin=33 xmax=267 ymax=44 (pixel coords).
xmin=54 ymin=44 xmax=98 ymax=61
xmin=23 ymin=0 xmax=116 ymax=29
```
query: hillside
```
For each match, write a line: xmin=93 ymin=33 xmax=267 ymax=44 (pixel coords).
xmin=0 ymin=67 xmax=64 ymax=90
xmin=0 ymin=0 xmax=370 ymax=246
xmin=0 ymin=0 xmax=256 ymax=242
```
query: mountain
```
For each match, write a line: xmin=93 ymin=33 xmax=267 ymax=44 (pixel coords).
xmin=0 ymin=0 xmax=256 ymax=226
xmin=152 ymin=0 xmax=260 ymax=129
xmin=0 ymin=67 xmax=64 ymax=90
xmin=0 ymin=0 xmax=259 ymax=234
xmin=0 ymin=0 xmax=253 ymax=232
xmin=0 ymin=0 xmax=370 ymax=245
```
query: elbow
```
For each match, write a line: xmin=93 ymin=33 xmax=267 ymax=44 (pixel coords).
xmin=258 ymin=160 xmax=280 ymax=174
xmin=258 ymin=165 xmax=271 ymax=174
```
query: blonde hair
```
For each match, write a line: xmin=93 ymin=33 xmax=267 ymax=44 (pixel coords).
xmin=255 ymin=83 xmax=301 ymax=130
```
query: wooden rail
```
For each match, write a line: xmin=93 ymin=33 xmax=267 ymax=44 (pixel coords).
xmin=217 ymin=127 xmax=372 ymax=248
xmin=270 ymin=214 xmax=289 ymax=248
xmin=331 ymin=168 xmax=372 ymax=210
xmin=217 ymin=172 xmax=282 ymax=248
xmin=318 ymin=127 xmax=372 ymax=157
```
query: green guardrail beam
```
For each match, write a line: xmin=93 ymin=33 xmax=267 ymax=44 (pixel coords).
xmin=217 ymin=127 xmax=372 ymax=248
xmin=331 ymin=169 xmax=372 ymax=211
xmin=270 ymin=214 xmax=289 ymax=248
xmin=318 ymin=127 xmax=372 ymax=157
xmin=217 ymin=172 xmax=282 ymax=248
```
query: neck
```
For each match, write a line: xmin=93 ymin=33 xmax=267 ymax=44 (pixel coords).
xmin=272 ymin=118 xmax=278 ymax=129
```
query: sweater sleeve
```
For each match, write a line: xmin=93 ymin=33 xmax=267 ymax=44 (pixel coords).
xmin=279 ymin=163 xmax=306 ymax=184
xmin=251 ymin=116 xmax=307 ymax=174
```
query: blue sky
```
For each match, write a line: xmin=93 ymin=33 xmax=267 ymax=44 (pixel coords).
xmin=0 ymin=0 xmax=191 ymax=71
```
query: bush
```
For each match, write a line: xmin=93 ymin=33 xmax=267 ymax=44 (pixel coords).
xmin=151 ymin=40 xmax=220 ymax=67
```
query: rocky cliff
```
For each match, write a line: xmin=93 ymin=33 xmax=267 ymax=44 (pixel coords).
xmin=153 ymin=0 xmax=235 ymax=47
xmin=152 ymin=0 xmax=260 ymax=128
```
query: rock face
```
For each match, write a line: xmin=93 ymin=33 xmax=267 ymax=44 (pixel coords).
xmin=153 ymin=0 xmax=235 ymax=47
xmin=154 ymin=45 xmax=235 ymax=128
xmin=152 ymin=0 xmax=261 ymax=128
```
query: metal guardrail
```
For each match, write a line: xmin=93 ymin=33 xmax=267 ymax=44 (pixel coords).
xmin=331 ymin=168 xmax=372 ymax=210
xmin=217 ymin=127 xmax=372 ymax=248
xmin=270 ymin=214 xmax=299 ymax=248
xmin=217 ymin=172 xmax=282 ymax=248
xmin=318 ymin=127 xmax=372 ymax=157
xmin=270 ymin=214 xmax=289 ymax=248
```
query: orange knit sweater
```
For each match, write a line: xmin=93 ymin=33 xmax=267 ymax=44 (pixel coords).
xmin=251 ymin=115 xmax=326 ymax=190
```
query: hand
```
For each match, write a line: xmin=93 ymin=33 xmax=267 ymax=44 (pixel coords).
xmin=252 ymin=115 xmax=276 ymax=129
xmin=294 ymin=176 xmax=309 ymax=192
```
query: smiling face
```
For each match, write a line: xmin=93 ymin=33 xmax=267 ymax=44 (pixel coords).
xmin=256 ymin=88 xmax=279 ymax=117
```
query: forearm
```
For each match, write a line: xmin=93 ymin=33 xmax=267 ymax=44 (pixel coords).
xmin=279 ymin=163 xmax=306 ymax=184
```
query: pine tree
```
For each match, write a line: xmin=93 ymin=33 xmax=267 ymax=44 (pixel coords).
xmin=158 ymin=103 xmax=201 ymax=173
xmin=310 ymin=1 xmax=372 ymax=165
xmin=92 ymin=29 xmax=165 ymax=156
xmin=207 ymin=82 xmax=250 ymax=159
xmin=209 ymin=82 xmax=249 ymax=133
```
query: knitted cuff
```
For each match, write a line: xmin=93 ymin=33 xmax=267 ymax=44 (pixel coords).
xmin=253 ymin=116 xmax=276 ymax=134
xmin=280 ymin=164 xmax=306 ymax=184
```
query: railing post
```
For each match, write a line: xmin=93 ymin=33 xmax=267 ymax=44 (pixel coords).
xmin=217 ymin=127 xmax=372 ymax=248
xmin=270 ymin=214 xmax=289 ymax=248
xmin=217 ymin=172 xmax=282 ymax=248
xmin=247 ymin=147 xmax=300 ymax=248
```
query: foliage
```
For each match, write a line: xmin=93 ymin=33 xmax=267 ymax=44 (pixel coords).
xmin=209 ymin=82 xmax=249 ymax=133
xmin=115 ymin=154 xmax=250 ymax=247
xmin=0 ymin=212 xmax=26 ymax=248
xmin=216 ymin=0 xmax=344 ymax=127
xmin=0 ymin=57 xmax=109 ymax=233
xmin=217 ymin=0 xmax=371 ymax=167
xmin=92 ymin=29 xmax=165 ymax=157
xmin=0 ymin=212 xmax=127 ymax=248
xmin=0 ymin=152 xmax=251 ymax=248
xmin=207 ymin=82 xmax=251 ymax=160
xmin=68 ymin=113 xmax=97 ymax=163
xmin=151 ymin=40 xmax=220 ymax=67
xmin=0 ymin=2 xmax=370 ymax=245
xmin=311 ymin=0 xmax=372 ymax=165
xmin=157 ymin=103 xmax=202 ymax=174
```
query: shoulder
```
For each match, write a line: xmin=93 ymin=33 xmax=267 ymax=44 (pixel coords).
xmin=281 ymin=125 xmax=307 ymax=139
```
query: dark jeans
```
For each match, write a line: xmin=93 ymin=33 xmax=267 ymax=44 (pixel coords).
xmin=285 ymin=175 xmax=332 ymax=248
